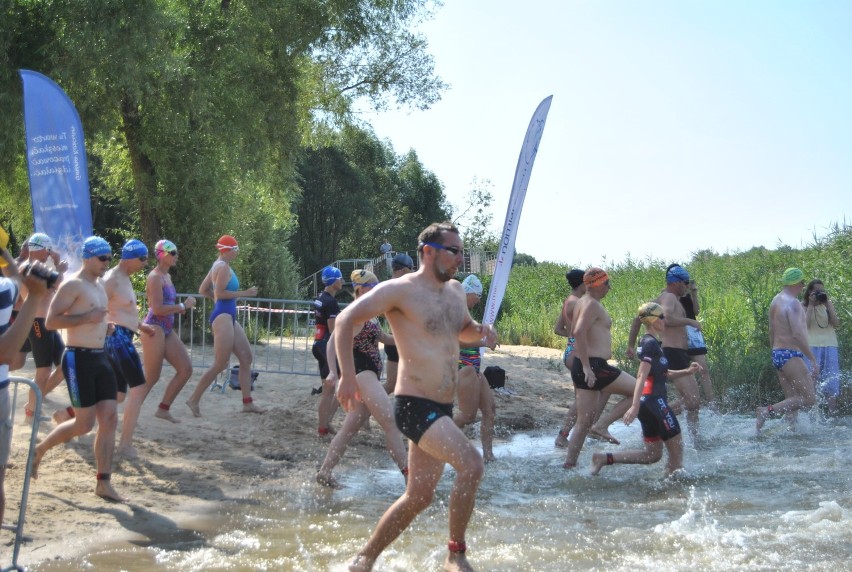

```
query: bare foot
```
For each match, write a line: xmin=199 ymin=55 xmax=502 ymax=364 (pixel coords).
xmin=590 ymin=452 xmax=607 ymax=476
xmin=115 ymin=444 xmax=138 ymax=460
xmin=242 ymin=402 xmax=266 ymax=414
xmin=186 ymin=399 xmax=201 ymax=418
xmin=348 ymin=554 xmax=375 ymax=571
xmin=95 ymin=480 xmax=128 ymax=503
xmin=588 ymin=427 xmax=620 ymax=445
xmin=444 ymin=551 xmax=475 ymax=572
xmin=554 ymin=429 xmax=570 ymax=448
xmin=755 ymin=406 xmax=768 ymax=434
xmin=154 ymin=408 xmax=181 ymax=424
xmin=316 ymin=472 xmax=343 ymax=489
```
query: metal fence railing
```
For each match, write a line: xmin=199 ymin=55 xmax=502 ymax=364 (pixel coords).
xmin=139 ymin=295 xmax=320 ymax=378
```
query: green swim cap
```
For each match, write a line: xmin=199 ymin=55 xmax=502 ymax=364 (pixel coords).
xmin=780 ymin=267 xmax=804 ymax=286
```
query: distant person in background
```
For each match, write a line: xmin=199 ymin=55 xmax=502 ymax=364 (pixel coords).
xmin=188 ymin=235 xmax=262 ymax=416
xmin=140 ymin=240 xmax=197 ymax=425
xmin=803 ymin=279 xmax=840 ymax=416
xmin=1 ymin=230 xmax=51 ymax=523
xmin=453 ymin=274 xmax=497 ymax=463
xmin=313 ymin=265 xmax=343 ymax=435
xmin=672 ymin=265 xmax=717 ymax=409
xmin=591 ymin=303 xmax=701 ymax=477
xmin=380 ymin=239 xmax=393 ymax=274
xmin=756 ymin=268 xmax=818 ymax=434
xmin=382 ymin=253 xmax=414 ymax=395
xmin=9 ymin=242 xmax=31 ymax=372
xmin=19 ymin=233 xmax=68 ymax=423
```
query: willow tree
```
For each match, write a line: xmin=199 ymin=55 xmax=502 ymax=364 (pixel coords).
xmin=0 ymin=0 xmax=446 ymax=292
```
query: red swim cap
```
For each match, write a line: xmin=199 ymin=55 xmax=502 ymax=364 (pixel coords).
xmin=216 ymin=235 xmax=238 ymax=252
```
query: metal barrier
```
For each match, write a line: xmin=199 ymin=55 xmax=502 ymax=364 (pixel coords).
xmin=138 ymin=295 xmax=321 ymax=379
xmin=2 ymin=377 xmax=42 ymax=572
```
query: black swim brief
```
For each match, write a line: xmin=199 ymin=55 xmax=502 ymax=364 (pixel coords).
xmin=662 ymin=347 xmax=691 ymax=371
xmin=570 ymin=356 xmax=622 ymax=391
xmin=394 ymin=395 xmax=453 ymax=445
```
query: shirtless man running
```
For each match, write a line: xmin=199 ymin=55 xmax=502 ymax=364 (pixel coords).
xmin=105 ymin=239 xmax=157 ymax=458
xmin=627 ymin=264 xmax=703 ymax=444
xmin=562 ymin=268 xmax=635 ymax=469
xmin=33 ymin=236 xmax=126 ymax=502
xmin=756 ymin=268 xmax=818 ymax=434
xmin=336 ymin=222 xmax=497 ymax=572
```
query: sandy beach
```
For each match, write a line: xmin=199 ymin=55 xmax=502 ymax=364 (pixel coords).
xmin=4 ymin=343 xmax=574 ymax=568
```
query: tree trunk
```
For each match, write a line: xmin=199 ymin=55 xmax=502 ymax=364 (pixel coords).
xmin=120 ymin=90 xmax=160 ymax=246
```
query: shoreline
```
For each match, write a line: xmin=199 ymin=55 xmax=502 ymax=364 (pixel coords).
xmin=5 ymin=344 xmax=572 ymax=569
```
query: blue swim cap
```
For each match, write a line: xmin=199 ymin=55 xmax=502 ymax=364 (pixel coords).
xmin=82 ymin=236 xmax=112 ymax=259
xmin=666 ymin=265 xmax=690 ymax=284
xmin=322 ymin=266 xmax=342 ymax=286
xmin=121 ymin=239 xmax=148 ymax=260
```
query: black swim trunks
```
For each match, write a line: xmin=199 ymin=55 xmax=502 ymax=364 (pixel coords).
xmin=394 ymin=395 xmax=453 ymax=444
xmin=105 ymin=325 xmax=146 ymax=393
xmin=571 ymin=356 xmax=622 ymax=391
xmin=29 ymin=317 xmax=63 ymax=368
xmin=61 ymin=347 xmax=118 ymax=408
xmin=662 ymin=347 xmax=690 ymax=371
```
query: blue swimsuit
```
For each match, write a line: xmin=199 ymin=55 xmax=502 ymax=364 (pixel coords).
xmin=210 ymin=266 xmax=240 ymax=324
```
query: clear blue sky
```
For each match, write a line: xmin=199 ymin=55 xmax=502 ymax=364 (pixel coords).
xmin=360 ymin=0 xmax=852 ymax=267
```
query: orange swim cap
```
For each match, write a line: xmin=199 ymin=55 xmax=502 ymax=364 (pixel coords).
xmin=216 ymin=235 xmax=239 ymax=252
xmin=584 ymin=267 xmax=609 ymax=288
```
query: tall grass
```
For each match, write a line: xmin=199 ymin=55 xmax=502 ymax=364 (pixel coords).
xmin=482 ymin=223 xmax=852 ymax=412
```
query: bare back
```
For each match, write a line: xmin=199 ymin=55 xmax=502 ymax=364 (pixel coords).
xmin=769 ymin=289 xmax=809 ymax=351
xmin=657 ymin=290 xmax=689 ymax=349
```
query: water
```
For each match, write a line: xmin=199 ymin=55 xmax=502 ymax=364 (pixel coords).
xmin=31 ymin=413 xmax=851 ymax=571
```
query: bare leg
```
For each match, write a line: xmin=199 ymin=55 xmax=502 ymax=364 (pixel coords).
xmin=757 ymin=358 xmax=815 ymax=434
xmin=350 ymin=418 xmax=483 ymax=570
xmin=156 ymin=331 xmax=194 ymax=420
xmin=318 ymin=378 xmax=340 ymax=433
xmin=477 ymin=374 xmax=496 ymax=463
xmin=187 ymin=315 xmax=234 ymax=416
xmin=233 ymin=323 xmax=264 ymax=413
xmin=32 ymin=407 xmax=98 ymax=479
xmin=671 ymin=374 xmax=701 ymax=444
xmin=589 ymin=394 xmax=630 ymax=445
xmin=555 ymin=401 xmax=577 ymax=448
xmin=93 ymin=400 xmax=126 ymax=502
xmin=591 ymin=440 xmax=666 ymax=476
xmin=117 ymin=382 xmax=150 ymax=458
xmin=690 ymin=354 xmax=716 ymax=408
xmin=383 ymin=359 xmax=398 ymax=395
xmin=317 ymin=402 xmax=370 ymax=488
xmin=563 ymin=388 xmax=599 ymax=467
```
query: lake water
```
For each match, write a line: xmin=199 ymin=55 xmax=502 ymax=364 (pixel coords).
xmin=31 ymin=412 xmax=851 ymax=571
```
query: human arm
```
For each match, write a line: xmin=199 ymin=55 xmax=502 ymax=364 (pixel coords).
xmin=625 ymin=316 xmax=642 ymax=359
xmin=687 ymin=284 xmax=700 ymax=315
xmin=623 ymin=361 xmax=650 ymax=425
xmin=554 ymin=298 xmax=570 ymax=337
xmin=669 ymin=361 xmax=702 ymax=380
xmin=0 ymin=260 xmax=50 ymax=364
xmin=572 ymin=302 xmax=596 ymax=387
xmin=660 ymin=292 xmax=700 ymax=329
xmin=45 ymin=280 xmax=107 ymax=330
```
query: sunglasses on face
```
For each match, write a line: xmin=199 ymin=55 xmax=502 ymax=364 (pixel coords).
xmin=422 ymin=241 xmax=462 ymax=256
xmin=97 ymin=255 xmax=113 ymax=262
xmin=138 ymin=256 xmax=148 ymax=262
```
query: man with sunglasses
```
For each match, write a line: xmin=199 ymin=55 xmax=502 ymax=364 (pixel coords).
xmin=336 ymin=222 xmax=497 ymax=572
xmin=104 ymin=239 xmax=157 ymax=458
xmin=33 ymin=236 xmax=126 ymax=502
xmin=628 ymin=264 xmax=705 ymax=445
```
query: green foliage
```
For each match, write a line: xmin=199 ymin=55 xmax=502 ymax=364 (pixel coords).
xmin=492 ymin=225 xmax=852 ymax=412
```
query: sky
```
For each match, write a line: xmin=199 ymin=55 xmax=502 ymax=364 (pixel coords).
xmin=359 ymin=0 xmax=852 ymax=268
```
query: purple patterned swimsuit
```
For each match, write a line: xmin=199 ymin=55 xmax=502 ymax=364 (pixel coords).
xmin=144 ymin=282 xmax=177 ymax=335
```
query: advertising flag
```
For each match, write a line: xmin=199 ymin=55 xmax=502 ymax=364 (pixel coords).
xmin=20 ymin=69 xmax=92 ymax=252
xmin=482 ymin=95 xmax=553 ymax=327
